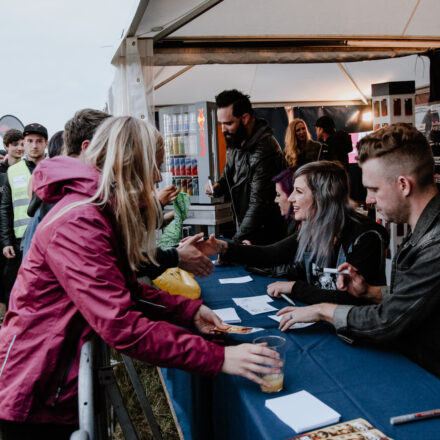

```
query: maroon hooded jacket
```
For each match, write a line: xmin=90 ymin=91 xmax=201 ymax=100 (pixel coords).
xmin=0 ymin=156 xmax=224 ymax=424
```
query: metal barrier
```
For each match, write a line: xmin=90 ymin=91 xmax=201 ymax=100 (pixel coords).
xmin=70 ymin=338 xmax=163 ymax=440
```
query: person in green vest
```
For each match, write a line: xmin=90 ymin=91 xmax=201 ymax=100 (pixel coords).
xmin=0 ymin=123 xmax=48 ymax=308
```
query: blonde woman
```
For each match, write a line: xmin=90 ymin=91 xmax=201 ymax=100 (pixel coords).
xmin=0 ymin=116 xmax=281 ymax=439
xmin=284 ymin=118 xmax=322 ymax=167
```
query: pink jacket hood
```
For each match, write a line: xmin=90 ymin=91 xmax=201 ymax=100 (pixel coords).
xmin=33 ymin=156 xmax=100 ymax=204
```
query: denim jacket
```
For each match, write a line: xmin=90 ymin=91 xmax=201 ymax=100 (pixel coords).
xmin=334 ymin=192 xmax=440 ymax=377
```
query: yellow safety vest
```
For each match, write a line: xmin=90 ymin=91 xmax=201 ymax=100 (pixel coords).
xmin=7 ymin=160 xmax=31 ymax=239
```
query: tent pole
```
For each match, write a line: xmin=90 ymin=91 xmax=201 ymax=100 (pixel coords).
xmin=153 ymin=0 xmax=223 ymax=43
xmin=402 ymin=0 xmax=421 ymax=36
xmin=337 ymin=63 xmax=368 ymax=105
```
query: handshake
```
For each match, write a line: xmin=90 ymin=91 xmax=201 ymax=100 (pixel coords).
xmin=176 ymin=233 xmax=228 ymax=277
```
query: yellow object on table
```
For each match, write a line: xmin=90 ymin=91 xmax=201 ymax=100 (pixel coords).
xmin=153 ymin=267 xmax=201 ymax=300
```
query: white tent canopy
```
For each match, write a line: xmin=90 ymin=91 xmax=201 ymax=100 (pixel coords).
xmin=110 ymin=0 xmax=439 ymax=117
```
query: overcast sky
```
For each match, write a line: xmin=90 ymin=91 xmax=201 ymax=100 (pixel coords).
xmin=0 ymin=0 xmax=138 ymax=137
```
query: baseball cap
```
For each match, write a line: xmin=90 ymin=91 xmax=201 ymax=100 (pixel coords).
xmin=23 ymin=123 xmax=48 ymax=140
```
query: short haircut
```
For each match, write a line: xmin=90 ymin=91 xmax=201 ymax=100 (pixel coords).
xmin=357 ymin=123 xmax=434 ymax=188
xmin=3 ymin=129 xmax=23 ymax=147
xmin=48 ymin=130 xmax=64 ymax=158
xmin=215 ymin=89 xmax=254 ymax=117
xmin=315 ymin=116 xmax=336 ymax=134
xmin=63 ymin=108 xmax=110 ymax=156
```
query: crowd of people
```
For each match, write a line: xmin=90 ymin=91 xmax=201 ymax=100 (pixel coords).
xmin=0 ymin=89 xmax=439 ymax=438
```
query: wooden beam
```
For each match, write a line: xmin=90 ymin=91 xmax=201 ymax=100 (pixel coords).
xmin=154 ymin=65 xmax=195 ymax=90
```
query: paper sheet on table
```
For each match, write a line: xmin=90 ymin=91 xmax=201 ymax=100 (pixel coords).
xmin=265 ymin=390 xmax=341 ymax=434
xmin=219 ymin=275 xmax=253 ymax=284
xmin=268 ymin=315 xmax=316 ymax=329
xmin=213 ymin=307 xmax=241 ymax=324
xmin=233 ymin=295 xmax=277 ymax=315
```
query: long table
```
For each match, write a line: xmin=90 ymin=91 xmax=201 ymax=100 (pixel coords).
xmin=161 ymin=263 xmax=440 ymax=440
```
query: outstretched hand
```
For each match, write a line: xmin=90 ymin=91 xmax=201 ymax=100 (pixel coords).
xmin=193 ymin=304 xmax=226 ymax=334
xmin=222 ymin=343 xmax=283 ymax=388
xmin=177 ymin=233 xmax=214 ymax=277
xmin=181 ymin=233 xmax=227 ymax=257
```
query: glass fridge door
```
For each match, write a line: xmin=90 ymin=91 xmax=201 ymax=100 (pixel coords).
xmin=159 ymin=102 xmax=223 ymax=204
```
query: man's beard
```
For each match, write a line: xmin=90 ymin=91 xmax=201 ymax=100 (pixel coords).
xmin=224 ymin=122 xmax=247 ymax=149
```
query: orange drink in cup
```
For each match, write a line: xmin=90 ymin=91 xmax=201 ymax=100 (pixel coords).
xmin=253 ymin=335 xmax=286 ymax=393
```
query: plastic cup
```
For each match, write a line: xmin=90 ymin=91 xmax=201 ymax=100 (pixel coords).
xmin=253 ymin=335 xmax=286 ymax=393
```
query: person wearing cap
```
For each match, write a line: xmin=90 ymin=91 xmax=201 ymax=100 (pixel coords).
xmin=0 ymin=123 xmax=48 ymax=308
xmin=315 ymin=115 xmax=353 ymax=168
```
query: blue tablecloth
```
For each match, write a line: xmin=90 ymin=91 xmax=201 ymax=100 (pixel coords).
xmin=161 ymin=263 xmax=440 ymax=440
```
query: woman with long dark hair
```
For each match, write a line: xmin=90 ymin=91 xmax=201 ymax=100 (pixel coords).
xmin=197 ymin=161 xmax=388 ymax=305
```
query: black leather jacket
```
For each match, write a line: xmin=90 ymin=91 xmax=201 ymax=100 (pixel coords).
xmin=215 ymin=118 xmax=286 ymax=244
xmin=334 ymin=192 xmax=440 ymax=377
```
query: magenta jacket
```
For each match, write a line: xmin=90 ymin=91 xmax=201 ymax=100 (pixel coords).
xmin=0 ymin=156 xmax=224 ymax=424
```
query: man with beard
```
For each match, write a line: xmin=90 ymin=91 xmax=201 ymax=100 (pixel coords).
xmin=0 ymin=123 xmax=48 ymax=308
xmin=276 ymin=124 xmax=440 ymax=377
xmin=206 ymin=89 xmax=286 ymax=244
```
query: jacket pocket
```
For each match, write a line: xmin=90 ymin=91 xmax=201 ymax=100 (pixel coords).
xmin=50 ymin=353 xmax=76 ymax=407
xmin=0 ymin=334 xmax=17 ymax=379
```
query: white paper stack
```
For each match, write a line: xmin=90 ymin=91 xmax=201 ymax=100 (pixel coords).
xmin=232 ymin=295 xmax=277 ymax=315
xmin=265 ymin=390 xmax=341 ymax=433
xmin=213 ymin=307 xmax=241 ymax=324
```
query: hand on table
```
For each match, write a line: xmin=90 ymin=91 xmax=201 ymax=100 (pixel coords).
xmin=222 ymin=343 xmax=283 ymax=388
xmin=177 ymin=232 xmax=214 ymax=277
xmin=156 ymin=185 xmax=179 ymax=206
xmin=193 ymin=304 xmax=226 ymax=334
xmin=267 ymin=281 xmax=295 ymax=297
xmin=276 ymin=303 xmax=337 ymax=331
xmin=3 ymin=246 xmax=15 ymax=259
xmin=276 ymin=305 xmax=320 ymax=331
xmin=336 ymin=263 xmax=382 ymax=303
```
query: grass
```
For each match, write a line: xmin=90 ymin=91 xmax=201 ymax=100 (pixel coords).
xmin=112 ymin=351 xmax=180 ymax=440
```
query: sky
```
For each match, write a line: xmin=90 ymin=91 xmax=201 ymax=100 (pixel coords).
xmin=0 ymin=0 xmax=139 ymax=138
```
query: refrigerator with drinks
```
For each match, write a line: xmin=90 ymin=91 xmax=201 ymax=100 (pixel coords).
xmin=158 ymin=102 xmax=226 ymax=204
